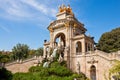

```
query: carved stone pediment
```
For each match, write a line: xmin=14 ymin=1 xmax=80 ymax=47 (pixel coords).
xmin=87 ymin=57 xmax=98 ymax=64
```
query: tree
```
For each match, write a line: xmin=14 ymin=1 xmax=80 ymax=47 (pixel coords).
xmin=35 ymin=47 xmax=43 ymax=56
xmin=97 ymin=27 xmax=120 ymax=53
xmin=29 ymin=49 xmax=36 ymax=56
xmin=12 ymin=43 xmax=29 ymax=60
xmin=0 ymin=54 xmax=10 ymax=67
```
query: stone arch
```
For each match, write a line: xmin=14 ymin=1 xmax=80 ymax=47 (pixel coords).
xmin=76 ymin=41 xmax=82 ymax=55
xmin=54 ymin=32 xmax=66 ymax=47
xmin=90 ymin=65 xmax=96 ymax=80
xmin=54 ymin=33 xmax=66 ymax=58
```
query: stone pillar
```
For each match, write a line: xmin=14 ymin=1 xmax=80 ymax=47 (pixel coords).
xmin=43 ymin=46 xmax=46 ymax=58
xmin=50 ymin=31 xmax=54 ymax=48
xmin=82 ymin=39 xmax=86 ymax=55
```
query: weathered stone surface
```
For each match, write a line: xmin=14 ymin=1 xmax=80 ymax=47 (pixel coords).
xmin=5 ymin=58 xmax=37 ymax=73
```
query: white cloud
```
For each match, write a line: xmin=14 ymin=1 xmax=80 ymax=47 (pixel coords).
xmin=0 ymin=25 xmax=10 ymax=33
xmin=21 ymin=0 xmax=57 ymax=17
xmin=0 ymin=0 xmax=33 ymax=21
xmin=0 ymin=0 xmax=57 ymax=20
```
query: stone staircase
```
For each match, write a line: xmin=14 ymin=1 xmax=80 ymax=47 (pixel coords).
xmin=5 ymin=57 xmax=41 ymax=73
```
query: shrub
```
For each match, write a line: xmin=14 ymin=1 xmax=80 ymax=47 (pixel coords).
xmin=29 ymin=66 xmax=43 ymax=72
xmin=0 ymin=67 xmax=13 ymax=80
xmin=49 ymin=62 xmax=72 ymax=76
xmin=29 ymin=66 xmax=49 ymax=76
xmin=38 ymin=68 xmax=49 ymax=76
xmin=13 ymin=72 xmax=33 ymax=80
xmin=70 ymin=73 xmax=87 ymax=80
xmin=14 ymin=61 xmax=88 ymax=80
xmin=60 ymin=61 xmax=67 ymax=67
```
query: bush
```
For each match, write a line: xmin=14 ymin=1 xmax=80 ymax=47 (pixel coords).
xmin=29 ymin=66 xmax=43 ymax=72
xmin=47 ymin=75 xmax=61 ymax=80
xmin=49 ymin=62 xmax=72 ymax=76
xmin=13 ymin=72 xmax=33 ymax=80
xmin=38 ymin=68 xmax=49 ymax=76
xmin=0 ymin=67 xmax=13 ymax=80
xmin=13 ymin=61 xmax=88 ymax=80
xmin=70 ymin=73 xmax=87 ymax=80
xmin=60 ymin=61 xmax=67 ymax=67
xmin=29 ymin=66 xmax=49 ymax=76
xmin=29 ymin=66 xmax=42 ymax=72
xmin=13 ymin=72 xmax=48 ymax=80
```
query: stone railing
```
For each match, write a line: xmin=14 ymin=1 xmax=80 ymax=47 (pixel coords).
xmin=95 ymin=50 xmax=120 ymax=61
xmin=5 ymin=57 xmax=36 ymax=67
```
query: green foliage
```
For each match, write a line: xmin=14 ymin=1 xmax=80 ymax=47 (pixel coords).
xmin=36 ymin=47 xmax=43 ymax=56
xmin=29 ymin=66 xmax=49 ymax=76
xmin=0 ymin=54 xmax=10 ymax=63
xmin=13 ymin=72 xmax=35 ymax=80
xmin=28 ymin=49 xmax=36 ymax=56
xmin=12 ymin=61 xmax=88 ymax=80
xmin=49 ymin=62 xmax=72 ymax=76
xmin=28 ymin=61 xmax=87 ymax=80
xmin=12 ymin=43 xmax=29 ymax=60
xmin=0 ymin=54 xmax=10 ymax=67
xmin=71 ymin=73 xmax=87 ymax=80
xmin=29 ymin=66 xmax=43 ymax=72
xmin=60 ymin=61 xmax=67 ymax=67
xmin=0 ymin=67 xmax=13 ymax=80
xmin=97 ymin=27 xmax=120 ymax=53
xmin=109 ymin=60 xmax=120 ymax=80
xmin=13 ymin=72 xmax=50 ymax=80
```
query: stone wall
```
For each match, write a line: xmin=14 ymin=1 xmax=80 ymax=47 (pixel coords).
xmin=5 ymin=57 xmax=38 ymax=73
xmin=70 ymin=50 xmax=120 ymax=80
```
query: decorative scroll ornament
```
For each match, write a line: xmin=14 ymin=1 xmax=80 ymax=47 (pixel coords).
xmin=74 ymin=23 xmax=77 ymax=28
xmin=65 ymin=22 xmax=69 ymax=27
xmin=49 ymin=27 xmax=53 ymax=32
xmin=87 ymin=57 xmax=98 ymax=64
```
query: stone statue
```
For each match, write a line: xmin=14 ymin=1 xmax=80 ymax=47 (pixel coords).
xmin=58 ymin=54 xmax=63 ymax=62
xmin=51 ymin=48 xmax=57 ymax=58
xmin=43 ymin=61 xmax=50 ymax=68
xmin=43 ymin=48 xmax=58 ymax=67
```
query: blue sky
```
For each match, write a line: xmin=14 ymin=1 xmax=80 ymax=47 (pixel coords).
xmin=0 ymin=0 xmax=120 ymax=51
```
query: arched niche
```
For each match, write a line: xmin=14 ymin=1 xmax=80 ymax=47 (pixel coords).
xmin=90 ymin=65 xmax=96 ymax=80
xmin=76 ymin=41 xmax=82 ymax=55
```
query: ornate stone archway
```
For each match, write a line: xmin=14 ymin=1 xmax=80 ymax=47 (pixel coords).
xmin=54 ymin=33 xmax=66 ymax=58
xmin=43 ymin=4 xmax=95 ymax=78
xmin=54 ymin=33 xmax=66 ymax=47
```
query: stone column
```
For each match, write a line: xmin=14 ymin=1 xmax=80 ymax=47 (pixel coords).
xmin=43 ymin=46 xmax=46 ymax=58
xmin=82 ymin=39 xmax=86 ymax=55
xmin=50 ymin=31 xmax=54 ymax=48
